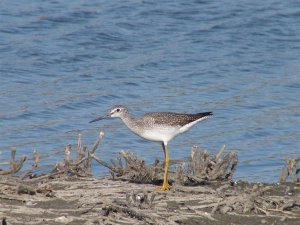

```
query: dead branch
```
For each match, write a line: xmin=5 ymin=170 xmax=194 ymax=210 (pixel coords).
xmin=17 ymin=184 xmax=36 ymax=195
xmin=0 ymin=148 xmax=27 ymax=175
xmin=175 ymin=145 xmax=238 ymax=185
xmin=28 ymin=171 xmax=65 ymax=182
xmin=101 ymin=203 xmax=154 ymax=223
xmin=118 ymin=150 xmax=161 ymax=183
xmin=20 ymin=151 xmax=40 ymax=180
xmin=125 ymin=191 xmax=156 ymax=209
xmin=64 ymin=144 xmax=71 ymax=171
xmin=90 ymin=153 xmax=120 ymax=174
xmin=90 ymin=131 xmax=104 ymax=154
xmin=279 ymin=156 xmax=300 ymax=183
xmin=281 ymin=200 xmax=300 ymax=211
xmin=77 ymin=133 xmax=85 ymax=160
xmin=215 ymin=144 xmax=226 ymax=162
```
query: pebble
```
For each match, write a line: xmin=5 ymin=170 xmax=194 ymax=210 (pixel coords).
xmin=260 ymin=219 xmax=267 ymax=224
xmin=55 ymin=216 xmax=73 ymax=223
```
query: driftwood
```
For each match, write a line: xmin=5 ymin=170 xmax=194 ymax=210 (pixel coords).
xmin=20 ymin=151 xmax=40 ymax=180
xmin=279 ymin=156 xmax=300 ymax=183
xmin=51 ymin=132 xmax=105 ymax=178
xmin=101 ymin=202 xmax=155 ymax=223
xmin=95 ymin=144 xmax=238 ymax=185
xmin=0 ymin=131 xmax=111 ymax=183
xmin=0 ymin=147 xmax=27 ymax=175
xmin=177 ymin=145 xmax=238 ymax=185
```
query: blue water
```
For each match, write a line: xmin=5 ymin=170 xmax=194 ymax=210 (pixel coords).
xmin=0 ymin=0 xmax=299 ymax=182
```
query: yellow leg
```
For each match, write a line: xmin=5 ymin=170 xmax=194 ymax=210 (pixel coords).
xmin=156 ymin=142 xmax=170 ymax=191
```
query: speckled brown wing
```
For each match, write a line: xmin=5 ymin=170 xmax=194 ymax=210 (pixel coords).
xmin=146 ymin=112 xmax=213 ymax=127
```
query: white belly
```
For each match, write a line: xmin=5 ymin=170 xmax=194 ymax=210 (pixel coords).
xmin=141 ymin=126 xmax=181 ymax=143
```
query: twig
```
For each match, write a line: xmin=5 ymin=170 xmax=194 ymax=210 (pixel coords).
xmin=64 ymin=144 xmax=71 ymax=169
xmin=281 ymin=200 xmax=300 ymax=211
xmin=0 ymin=193 xmax=25 ymax=202
xmin=20 ymin=151 xmax=40 ymax=180
xmin=254 ymin=204 xmax=269 ymax=215
xmin=0 ymin=148 xmax=27 ymax=175
xmin=90 ymin=132 xmax=104 ymax=154
xmin=17 ymin=184 xmax=36 ymax=195
xmin=279 ymin=156 xmax=300 ymax=183
xmin=27 ymin=171 xmax=65 ymax=182
xmin=77 ymin=134 xmax=85 ymax=160
xmin=267 ymin=208 xmax=296 ymax=215
xmin=90 ymin=153 xmax=120 ymax=174
xmin=80 ymin=201 xmax=103 ymax=215
xmin=211 ymin=200 xmax=225 ymax=214
xmin=102 ymin=203 xmax=154 ymax=222
xmin=215 ymin=144 xmax=226 ymax=162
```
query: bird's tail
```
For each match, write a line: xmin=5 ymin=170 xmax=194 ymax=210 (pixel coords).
xmin=197 ymin=112 xmax=213 ymax=118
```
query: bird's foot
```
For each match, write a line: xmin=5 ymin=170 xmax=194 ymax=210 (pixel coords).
xmin=155 ymin=183 xmax=170 ymax=191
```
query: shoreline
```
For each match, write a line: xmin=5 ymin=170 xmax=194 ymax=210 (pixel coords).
xmin=0 ymin=133 xmax=299 ymax=224
xmin=0 ymin=176 xmax=299 ymax=225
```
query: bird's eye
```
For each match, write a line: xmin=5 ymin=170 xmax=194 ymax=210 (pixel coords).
xmin=116 ymin=108 xmax=120 ymax=112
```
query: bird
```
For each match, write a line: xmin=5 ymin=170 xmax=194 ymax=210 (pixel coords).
xmin=90 ymin=105 xmax=213 ymax=191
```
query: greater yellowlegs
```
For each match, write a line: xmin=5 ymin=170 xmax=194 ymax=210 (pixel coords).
xmin=90 ymin=105 xmax=213 ymax=191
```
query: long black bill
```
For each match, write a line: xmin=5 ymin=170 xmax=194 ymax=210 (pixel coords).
xmin=89 ymin=116 xmax=107 ymax=123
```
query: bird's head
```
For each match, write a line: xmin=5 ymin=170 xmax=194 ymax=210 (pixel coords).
xmin=108 ymin=105 xmax=128 ymax=118
xmin=89 ymin=105 xmax=128 ymax=123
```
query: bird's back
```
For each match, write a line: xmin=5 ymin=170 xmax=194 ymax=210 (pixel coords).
xmin=142 ymin=111 xmax=213 ymax=127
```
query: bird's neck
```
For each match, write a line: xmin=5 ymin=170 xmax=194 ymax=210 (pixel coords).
xmin=121 ymin=114 xmax=141 ymax=135
xmin=120 ymin=113 xmax=135 ymax=128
